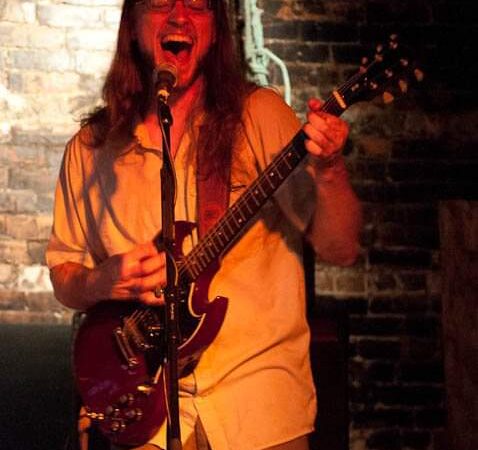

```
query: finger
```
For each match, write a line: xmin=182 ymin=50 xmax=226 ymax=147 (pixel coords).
xmin=307 ymin=115 xmax=348 ymax=152
xmin=308 ymin=98 xmax=323 ymax=112
xmin=139 ymin=252 xmax=166 ymax=276
xmin=303 ymin=123 xmax=330 ymax=156
xmin=308 ymin=110 xmax=344 ymax=133
xmin=129 ymin=242 xmax=159 ymax=260
xmin=306 ymin=112 xmax=343 ymax=147
xmin=138 ymin=290 xmax=165 ymax=306
xmin=306 ymin=111 xmax=328 ymax=133
xmin=130 ymin=270 xmax=167 ymax=295
xmin=108 ymin=278 xmax=141 ymax=299
xmin=304 ymin=138 xmax=325 ymax=157
xmin=118 ymin=243 xmax=160 ymax=279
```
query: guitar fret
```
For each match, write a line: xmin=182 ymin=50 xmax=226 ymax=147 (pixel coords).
xmin=208 ymin=237 xmax=221 ymax=253
xmin=211 ymin=227 xmax=230 ymax=256
xmin=237 ymin=206 xmax=246 ymax=222
xmin=243 ymin=197 xmax=256 ymax=213
xmin=186 ymin=259 xmax=200 ymax=279
xmin=240 ymin=196 xmax=253 ymax=215
xmin=231 ymin=215 xmax=241 ymax=227
xmin=216 ymin=233 xmax=226 ymax=250
xmin=223 ymin=217 xmax=235 ymax=235
xmin=282 ymin=153 xmax=294 ymax=169
xmin=254 ymin=185 xmax=266 ymax=200
xmin=251 ymin=194 xmax=261 ymax=207
xmin=192 ymin=251 xmax=207 ymax=271
xmin=200 ymin=247 xmax=213 ymax=264
xmin=265 ymin=172 xmax=276 ymax=189
xmin=215 ymin=226 xmax=227 ymax=246
xmin=258 ymin=179 xmax=272 ymax=197
xmin=199 ymin=246 xmax=213 ymax=263
xmin=231 ymin=206 xmax=246 ymax=226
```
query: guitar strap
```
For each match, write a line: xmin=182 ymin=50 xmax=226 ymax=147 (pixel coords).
xmin=196 ymin=147 xmax=231 ymax=238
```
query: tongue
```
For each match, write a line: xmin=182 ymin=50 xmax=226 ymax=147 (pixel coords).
xmin=163 ymin=42 xmax=192 ymax=65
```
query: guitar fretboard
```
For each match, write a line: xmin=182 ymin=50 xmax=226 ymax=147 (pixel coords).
xmin=178 ymin=91 xmax=348 ymax=283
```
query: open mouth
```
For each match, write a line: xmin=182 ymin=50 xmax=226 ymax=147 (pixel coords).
xmin=161 ymin=34 xmax=193 ymax=61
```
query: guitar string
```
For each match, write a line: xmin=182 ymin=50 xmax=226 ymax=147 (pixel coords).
xmin=178 ymin=94 xmax=347 ymax=280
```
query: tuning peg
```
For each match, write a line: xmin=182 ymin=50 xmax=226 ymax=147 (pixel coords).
xmin=389 ymin=34 xmax=399 ymax=45
xmin=385 ymin=69 xmax=394 ymax=78
xmin=399 ymin=79 xmax=409 ymax=93
xmin=361 ymin=56 xmax=369 ymax=66
xmin=400 ymin=58 xmax=409 ymax=67
xmin=383 ymin=92 xmax=395 ymax=104
xmin=389 ymin=35 xmax=399 ymax=50
xmin=370 ymin=81 xmax=379 ymax=90
xmin=414 ymin=69 xmax=425 ymax=82
xmin=376 ymin=44 xmax=384 ymax=53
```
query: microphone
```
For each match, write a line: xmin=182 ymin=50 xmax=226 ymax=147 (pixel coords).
xmin=155 ymin=63 xmax=178 ymax=103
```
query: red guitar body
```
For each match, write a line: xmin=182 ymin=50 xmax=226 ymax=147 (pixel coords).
xmin=73 ymin=221 xmax=228 ymax=447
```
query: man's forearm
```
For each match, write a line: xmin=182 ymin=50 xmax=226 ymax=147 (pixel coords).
xmin=307 ymin=157 xmax=362 ymax=266
xmin=50 ymin=262 xmax=97 ymax=311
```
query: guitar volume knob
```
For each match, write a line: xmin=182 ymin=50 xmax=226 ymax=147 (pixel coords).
xmin=118 ymin=393 xmax=134 ymax=405
xmin=109 ymin=419 xmax=125 ymax=433
xmin=125 ymin=408 xmax=143 ymax=421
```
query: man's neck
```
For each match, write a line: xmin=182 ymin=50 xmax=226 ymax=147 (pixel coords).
xmin=143 ymin=76 xmax=205 ymax=156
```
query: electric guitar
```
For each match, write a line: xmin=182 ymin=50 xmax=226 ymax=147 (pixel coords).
xmin=73 ymin=35 xmax=422 ymax=446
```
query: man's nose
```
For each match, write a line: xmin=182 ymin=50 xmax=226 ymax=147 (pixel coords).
xmin=167 ymin=0 xmax=189 ymax=26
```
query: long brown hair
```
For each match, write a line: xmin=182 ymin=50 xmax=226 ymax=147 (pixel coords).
xmin=82 ymin=0 xmax=254 ymax=177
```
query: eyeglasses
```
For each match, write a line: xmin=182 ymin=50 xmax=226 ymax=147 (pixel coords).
xmin=136 ymin=0 xmax=213 ymax=13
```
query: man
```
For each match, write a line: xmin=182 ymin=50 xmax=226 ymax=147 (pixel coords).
xmin=47 ymin=1 xmax=361 ymax=449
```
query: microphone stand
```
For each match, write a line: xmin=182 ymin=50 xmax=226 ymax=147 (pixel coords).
xmin=157 ymin=95 xmax=182 ymax=450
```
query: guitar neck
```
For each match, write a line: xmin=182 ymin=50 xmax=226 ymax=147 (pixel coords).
xmin=178 ymin=92 xmax=347 ymax=283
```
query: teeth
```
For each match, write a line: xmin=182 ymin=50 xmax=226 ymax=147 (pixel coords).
xmin=162 ymin=34 xmax=193 ymax=45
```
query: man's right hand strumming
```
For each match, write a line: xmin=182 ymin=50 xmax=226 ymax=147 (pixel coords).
xmin=50 ymin=242 xmax=166 ymax=311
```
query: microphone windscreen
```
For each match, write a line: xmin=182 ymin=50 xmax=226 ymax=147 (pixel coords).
xmin=155 ymin=63 xmax=178 ymax=88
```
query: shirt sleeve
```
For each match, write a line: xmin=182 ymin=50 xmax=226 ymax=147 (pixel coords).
xmin=45 ymin=133 xmax=96 ymax=269
xmin=241 ymin=87 xmax=317 ymax=234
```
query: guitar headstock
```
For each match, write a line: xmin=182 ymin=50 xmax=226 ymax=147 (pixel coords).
xmin=340 ymin=34 xmax=424 ymax=108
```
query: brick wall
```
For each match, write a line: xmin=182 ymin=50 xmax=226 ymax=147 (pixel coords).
xmin=1 ymin=0 xmax=477 ymax=449
xmin=0 ymin=0 xmax=122 ymax=323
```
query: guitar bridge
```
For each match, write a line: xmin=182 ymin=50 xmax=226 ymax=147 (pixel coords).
xmin=114 ymin=327 xmax=139 ymax=368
